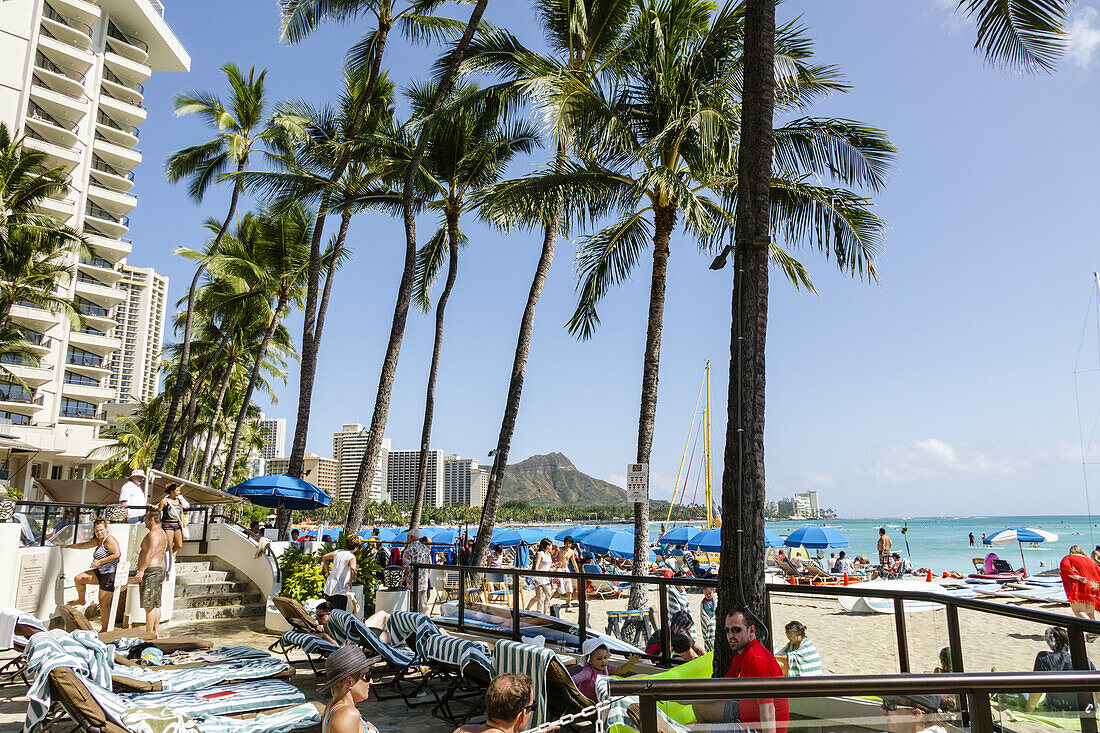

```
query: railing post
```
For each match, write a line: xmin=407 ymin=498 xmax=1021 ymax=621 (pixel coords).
xmin=763 ymin=584 xmax=773 ymax=648
xmin=639 ymin=694 xmax=658 ymax=733
xmin=200 ymin=507 xmax=209 ymax=554
xmin=968 ymin=691 xmax=994 ymax=733
xmin=458 ymin=567 xmax=466 ymax=632
xmin=412 ymin=566 xmax=420 ymax=613
xmin=659 ymin=582 xmax=671 ymax=664
xmin=42 ymin=504 xmax=51 ymax=547
xmin=512 ymin=567 xmax=521 ymax=641
xmin=893 ymin=598 xmax=910 ymax=673
xmin=578 ymin=571 xmax=588 ymax=650
xmin=945 ymin=602 xmax=968 ymax=723
xmin=1068 ymin=627 xmax=1098 ymax=733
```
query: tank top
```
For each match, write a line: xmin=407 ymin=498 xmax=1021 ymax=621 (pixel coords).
xmin=322 ymin=702 xmax=368 ymax=733
xmin=93 ymin=538 xmax=118 ymax=574
xmin=162 ymin=497 xmax=183 ymax=524
xmin=535 ymin=551 xmax=552 ymax=572
xmin=323 ymin=550 xmax=355 ymax=596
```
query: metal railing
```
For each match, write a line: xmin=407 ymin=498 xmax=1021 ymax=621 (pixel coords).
xmin=106 ymin=23 xmax=148 ymax=53
xmin=97 ymin=82 xmax=144 ymax=109
xmin=610 ymin=671 xmax=1100 ymax=733
xmin=84 ymin=202 xmax=128 ymax=227
xmin=80 ymin=255 xmax=116 ymax=270
xmin=59 ymin=405 xmax=105 ymax=420
xmin=0 ymin=354 xmax=42 ymax=368
xmin=96 ymin=111 xmax=139 ymax=139
xmin=91 ymin=155 xmax=134 ymax=181
xmin=33 ymin=52 xmax=85 ymax=85
xmin=41 ymin=3 xmax=92 ymax=35
xmin=27 ymin=102 xmax=78 ymax=133
xmin=101 ymin=68 xmax=143 ymax=96
xmin=66 ymin=351 xmax=103 ymax=367
xmin=13 ymin=500 xmax=115 ymax=548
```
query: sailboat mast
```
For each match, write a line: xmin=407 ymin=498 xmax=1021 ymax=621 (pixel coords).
xmin=704 ymin=361 xmax=714 ymax=529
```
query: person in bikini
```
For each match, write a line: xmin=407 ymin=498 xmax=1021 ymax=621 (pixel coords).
xmin=319 ymin=645 xmax=380 ymax=733
xmin=157 ymin=483 xmax=188 ymax=569
xmin=63 ymin=518 xmax=120 ymax=632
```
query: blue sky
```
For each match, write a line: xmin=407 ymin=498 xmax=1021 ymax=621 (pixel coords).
xmin=130 ymin=0 xmax=1100 ymax=517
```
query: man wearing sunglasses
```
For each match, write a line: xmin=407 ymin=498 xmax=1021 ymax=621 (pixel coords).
xmin=692 ymin=609 xmax=789 ymax=733
xmin=455 ymin=673 xmax=534 ymax=733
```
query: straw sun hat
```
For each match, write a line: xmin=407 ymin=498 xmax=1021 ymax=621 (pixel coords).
xmin=319 ymin=645 xmax=381 ymax=693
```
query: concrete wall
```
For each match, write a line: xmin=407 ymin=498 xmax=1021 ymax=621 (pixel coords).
xmin=194 ymin=521 xmax=282 ymax=632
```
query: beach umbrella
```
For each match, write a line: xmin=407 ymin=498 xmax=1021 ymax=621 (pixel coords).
xmin=556 ymin=525 xmax=605 ymax=542
xmin=686 ymin=527 xmax=783 ymax=552
xmin=783 ymin=526 xmax=849 ymax=549
xmin=390 ymin=526 xmax=440 ymax=544
xmin=227 ymin=474 xmax=331 ymax=511
xmin=983 ymin=526 xmax=1058 ymax=572
xmin=658 ymin=526 xmax=699 ymax=546
xmin=430 ymin=528 xmax=461 ymax=545
xmin=578 ymin=528 xmax=650 ymax=560
xmin=764 ymin=529 xmax=783 ymax=548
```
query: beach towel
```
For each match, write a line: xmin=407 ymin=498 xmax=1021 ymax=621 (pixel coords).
xmin=1 ymin=607 xmax=44 ymax=649
xmin=111 ymin=656 xmax=290 ymax=690
xmin=387 ymin=610 xmax=440 ymax=648
xmin=667 ymin=587 xmax=692 ymax=619
xmin=24 ymin=629 xmax=115 ymax=733
xmin=777 ymin=638 xmax=822 ymax=676
xmin=112 ymin=638 xmax=271 ymax=663
xmin=330 ymin=610 xmax=415 ymax=668
xmin=280 ymin=630 xmax=338 ymax=657
xmin=492 ymin=639 xmax=556 ymax=726
xmin=421 ymin=634 xmax=491 ymax=674
xmin=595 ymin=676 xmax=692 ymax=733
xmin=700 ymin=597 xmax=716 ymax=652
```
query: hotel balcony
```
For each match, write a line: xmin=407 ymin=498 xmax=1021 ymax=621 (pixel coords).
xmin=103 ymin=50 xmax=151 ymax=86
xmin=105 ymin=23 xmax=149 ymax=66
xmin=68 ymin=322 xmax=122 ymax=351
xmin=61 ymin=379 xmax=114 ymax=403
xmin=77 ymin=256 xmax=124 ymax=285
xmin=30 ymin=64 xmax=85 ymax=103
xmin=39 ymin=3 xmax=93 ymax=52
xmin=0 ymin=387 xmax=46 ymax=418
xmin=0 ymin=357 xmax=54 ymax=389
xmin=65 ymin=349 xmax=112 ymax=378
xmin=27 ymin=79 xmax=87 ymax=125
xmin=34 ymin=194 xmax=76 ymax=222
xmin=74 ymin=299 xmax=116 ymax=333
xmin=84 ymin=202 xmax=129 ymax=238
xmin=36 ymin=33 xmax=94 ymax=75
xmin=86 ymin=182 xmax=137 ymax=217
xmin=18 ymin=331 xmax=55 ymax=358
xmin=24 ymin=103 xmax=81 ymax=149
xmin=48 ymin=0 xmax=100 ymax=29
xmin=100 ymin=69 xmax=144 ymax=108
xmin=89 ymin=163 xmax=134 ymax=194
xmin=92 ymin=132 xmax=141 ymax=169
xmin=96 ymin=94 xmax=145 ymax=130
xmin=82 ymin=233 xmax=132 ymax=261
xmin=8 ymin=304 xmax=60 ymax=332
xmin=21 ymin=132 xmax=82 ymax=171
xmin=74 ymin=275 xmax=126 ymax=308
xmin=95 ymin=111 xmax=139 ymax=149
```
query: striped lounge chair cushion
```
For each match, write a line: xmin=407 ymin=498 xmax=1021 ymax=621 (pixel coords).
xmin=112 ymin=657 xmax=290 ymax=691
xmin=387 ymin=611 xmax=440 ymax=647
xmin=117 ymin=679 xmax=307 ymax=717
xmin=121 ymin=702 xmax=320 ymax=733
xmin=492 ymin=639 xmax=556 ymax=726
xmin=421 ymin=635 xmax=491 ymax=674
xmin=25 ymin=629 xmax=115 ymax=732
xmin=595 ymin=676 xmax=692 ymax=733
xmin=280 ymin=630 xmax=338 ymax=657
xmin=330 ymin=610 xmax=414 ymax=668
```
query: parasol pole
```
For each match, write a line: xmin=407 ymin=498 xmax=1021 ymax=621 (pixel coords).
xmin=902 ymin=523 xmax=911 ymax=559
xmin=1019 ymin=539 xmax=1027 ymax=574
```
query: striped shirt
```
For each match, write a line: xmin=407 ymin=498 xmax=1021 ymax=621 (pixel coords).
xmin=778 ymin=638 xmax=822 ymax=676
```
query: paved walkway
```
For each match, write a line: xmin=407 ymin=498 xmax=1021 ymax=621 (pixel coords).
xmin=0 ymin=618 xmax=454 ymax=733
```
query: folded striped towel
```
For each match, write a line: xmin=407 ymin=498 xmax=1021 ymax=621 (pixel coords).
xmin=112 ymin=656 xmax=290 ymax=690
xmin=280 ymin=630 xmax=338 ymax=657
xmin=24 ymin=629 xmax=114 ymax=733
xmin=492 ymin=639 xmax=556 ymax=726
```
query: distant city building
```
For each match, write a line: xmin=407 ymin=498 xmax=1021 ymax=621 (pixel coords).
xmin=387 ymin=449 xmax=443 ymax=507
xmin=106 ymin=265 xmax=168 ymax=403
xmin=246 ymin=455 xmax=265 ymax=480
xmin=771 ymin=490 xmax=822 ymax=518
xmin=442 ymin=455 xmax=484 ymax=507
xmin=0 ymin=0 xmax=188 ymax=494
xmin=333 ymin=424 xmax=388 ymax=502
xmin=258 ymin=414 xmax=286 ymax=460
xmin=267 ymin=453 xmax=337 ymax=499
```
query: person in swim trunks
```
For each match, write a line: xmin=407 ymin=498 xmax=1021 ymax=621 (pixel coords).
xmin=134 ymin=510 xmax=168 ymax=635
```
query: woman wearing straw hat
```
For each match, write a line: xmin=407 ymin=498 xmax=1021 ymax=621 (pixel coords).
xmin=320 ymin=646 xmax=381 ymax=733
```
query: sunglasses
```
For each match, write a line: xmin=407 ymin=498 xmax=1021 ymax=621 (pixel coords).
xmin=725 ymin=626 xmax=745 ymax=635
xmin=523 ymin=703 xmax=536 ymax=713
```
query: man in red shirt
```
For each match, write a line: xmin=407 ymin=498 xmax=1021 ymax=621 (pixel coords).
xmin=692 ymin=609 xmax=789 ymax=733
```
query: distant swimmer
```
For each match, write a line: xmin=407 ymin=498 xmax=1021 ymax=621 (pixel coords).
xmin=969 ymin=533 xmax=975 ymax=547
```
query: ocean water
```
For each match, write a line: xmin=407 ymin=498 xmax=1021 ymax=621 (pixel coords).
xmin=586 ymin=515 xmax=1100 ymax=574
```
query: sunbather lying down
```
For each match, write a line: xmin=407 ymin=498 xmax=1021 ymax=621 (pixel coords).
xmin=316 ymin=603 xmax=390 ymax=644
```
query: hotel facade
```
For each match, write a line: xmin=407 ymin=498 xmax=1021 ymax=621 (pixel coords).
xmin=0 ymin=0 xmax=188 ymax=493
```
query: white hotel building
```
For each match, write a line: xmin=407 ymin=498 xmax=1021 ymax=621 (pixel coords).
xmin=0 ymin=0 xmax=188 ymax=491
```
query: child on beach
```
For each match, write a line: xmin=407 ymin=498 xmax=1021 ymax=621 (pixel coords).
xmin=700 ymin=587 xmax=717 ymax=651
xmin=571 ymin=639 xmax=640 ymax=700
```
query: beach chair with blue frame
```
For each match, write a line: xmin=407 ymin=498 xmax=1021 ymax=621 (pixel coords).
xmin=582 ymin=564 xmax=629 ymax=598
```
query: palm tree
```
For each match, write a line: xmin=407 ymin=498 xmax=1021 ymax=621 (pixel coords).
xmin=278 ymin=0 xmax=473 ymax=498
xmin=91 ymin=397 xmax=167 ymax=478
xmin=211 ymin=205 xmax=320 ymax=490
xmin=460 ymin=0 xmax=638 ymax=567
xmin=394 ymin=81 xmax=539 ymax=530
xmin=714 ymin=0 xmax=1073 ymax=674
xmin=157 ymin=63 xmax=279 ymax=471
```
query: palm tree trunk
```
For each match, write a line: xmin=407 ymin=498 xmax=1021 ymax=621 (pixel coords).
xmin=287 ymin=23 xmax=392 ymax=486
xmin=411 ymin=211 xmax=460 ymax=531
xmin=277 ymin=211 xmax=352 ymax=539
xmin=716 ymin=0 xmax=776 ymax=676
xmin=344 ymin=0 xmax=489 ymax=537
xmin=470 ymin=186 xmax=562 ymax=567
xmin=199 ymin=359 xmax=235 ymax=485
xmin=221 ymin=300 xmax=288 ymax=490
xmin=627 ymin=205 xmax=676 ymax=610
xmin=153 ymin=171 xmax=244 ymax=470
xmin=176 ymin=314 xmax=241 ymax=476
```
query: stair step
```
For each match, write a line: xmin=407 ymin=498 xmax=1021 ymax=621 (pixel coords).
xmin=174 ymin=580 xmax=251 ymax=599
xmin=170 ymin=604 xmax=265 ymax=622
xmin=174 ymin=570 xmax=230 ymax=585
xmin=173 ymin=561 xmax=213 ymax=574
xmin=176 ymin=591 xmax=262 ymax=609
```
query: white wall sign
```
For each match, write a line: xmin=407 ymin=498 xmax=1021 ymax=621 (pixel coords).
xmin=627 ymin=463 xmax=649 ymax=503
xmin=15 ymin=553 xmax=45 ymax=613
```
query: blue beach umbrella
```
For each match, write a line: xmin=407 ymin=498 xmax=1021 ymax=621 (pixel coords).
xmin=556 ymin=525 xmax=604 ymax=542
xmin=764 ymin=529 xmax=783 ymax=548
xmin=686 ymin=527 xmax=782 ymax=553
xmin=228 ymin=474 xmax=331 ymax=511
xmin=983 ymin=526 xmax=1058 ymax=573
xmin=658 ymin=526 xmax=699 ymax=546
xmin=390 ymin=526 xmax=440 ymax=543
xmin=431 ymin=528 xmax=461 ymax=545
xmin=783 ymin=526 xmax=849 ymax=549
xmin=579 ymin=529 xmax=651 ymax=560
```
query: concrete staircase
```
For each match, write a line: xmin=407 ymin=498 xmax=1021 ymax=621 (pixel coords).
xmin=171 ymin=555 xmax=265 ymax=624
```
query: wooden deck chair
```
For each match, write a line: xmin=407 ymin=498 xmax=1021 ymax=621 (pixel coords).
xmin=972 ymin=557 xmax=987 ymax=572
xmin=268 ymin=597 xmax=334 ymax=675
xmin=46 ymin=666 xmax=324 ymax=733
xmin=804 ymin=565 xmax=844 ymax=585
xmin=57 ymin=604 xmax=212 ymax=651
xmin=582 ymin=564 xmax=629 ymax=598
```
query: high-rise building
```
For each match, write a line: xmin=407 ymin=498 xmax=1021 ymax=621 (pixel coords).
xmin=246 ymin=455 xmax=265 ymax=480
xmin=332 ymin=424 xmax=388 ymax=502
xmin=442 ymin=455 xmax=484 ymax=507
xmin=387 ymin=449 xmax=443 ymax=507
xmin=0 ymin=0 xmax=188 ymax=494
xmin=267 ymin=453 xmax=337 ymax=499
xmin=258 ymin=414 xmax=286 ymax=460
xmin=106 ymin=264 xmax=167 ymax=402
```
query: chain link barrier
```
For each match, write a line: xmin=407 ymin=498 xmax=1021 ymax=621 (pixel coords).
xmin=523 ymin=694 xmax=628 ymax=733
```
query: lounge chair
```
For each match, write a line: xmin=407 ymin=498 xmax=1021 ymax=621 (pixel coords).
xmin=421 ymin=634 xmax=493 ymax=725
xmin=57 ymin=603 xmax=212 ymax=650
xmin=582 ymin=564 xmax=629 ymax=598
xmin=327 ymin=609 xmax=424 ymax=704
xmin=44 ymin=666 xmax=321 ymax=733
xmin=1 ymin=607 xmax=45 ymax=684
xmin=268 ymin=596 xmax=338 ymax=675
xmin=493 ymin=638 xmax=594 ymax=730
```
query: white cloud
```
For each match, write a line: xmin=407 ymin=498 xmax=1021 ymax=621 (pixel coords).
xmin=929 ymin=0 xmax=972 ymax=36
xmin=1068 ymin=6 xmax=1100 ymax=69
xmin=793 ymin=471 xmax=838 ymax=489
xmin=863 ymin=438 xmax=1028 ymax=482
